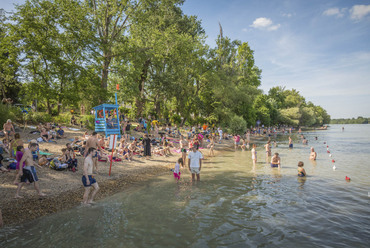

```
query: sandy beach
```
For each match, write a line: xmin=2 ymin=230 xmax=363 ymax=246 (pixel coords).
xmin=0 ymin=126 xmax=233 ymax=226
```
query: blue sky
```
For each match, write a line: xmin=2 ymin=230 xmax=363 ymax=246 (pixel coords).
xmin=2 ymin=0 xmax=370 ymax=118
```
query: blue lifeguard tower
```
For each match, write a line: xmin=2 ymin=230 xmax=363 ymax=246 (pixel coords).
xmin=93 ymin=94 xmax=121 ymax=138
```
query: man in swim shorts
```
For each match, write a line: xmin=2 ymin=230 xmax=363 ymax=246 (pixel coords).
xmin=264 ymin=141 xmax=271 ymax=157
xmin=82 ymin=147 xmax=99 ymax=205
xmin=270 ymin=153 xmax=281 ymax=168
xmin=180 ymin=135 xmax=188 ymax=166
xmin=15 ymin=143 xmax=46 ymax=198
xmin=188 ymin=146 xmax=203 ymax=181
xmin=289 ymin=136 xmax=293 ymax=148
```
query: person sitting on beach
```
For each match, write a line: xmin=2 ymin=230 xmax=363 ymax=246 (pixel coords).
xmin=71 ymin=115 xmax=77 ymax=125
xmin=270 ymin=153 xmax=281 ymax=168
xmin=122 ymin=146 xmax=132 ymax=161
xmin=310 ymin=147 xmax=317 ymax=160
xmin=0 ymin=154 xmax=9 ymax=172
xmin=36 ymin=123 xmax=44 ymax=133
xmin=56 ymin=127 xmax=65 ymax=139
xmin=3 ymin=119 xmax=15 ymax=141
xmin=297 ymin=161 xmax=306 ymax=177
xmin=14 ymin=143 xmax=46 ymax=198
xmin=40 ymin=128 xmax=51 ymax=142
xmin=0 ymin=138 xmax=10 ymax=154
xmin=82 ymin=147 xmax=99 ymax=205
xmin=38 ymin=155 xmax=48 ymax=166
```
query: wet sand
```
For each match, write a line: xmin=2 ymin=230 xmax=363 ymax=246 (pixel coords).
xmin=0 ymin=126 xmax=233 ymax=226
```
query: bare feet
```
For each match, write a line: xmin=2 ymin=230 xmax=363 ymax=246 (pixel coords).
xmin=13 ymin=181 xmax=19 ymax=185
xmin=14 ymin=195 xmax=23 ymax=199
xmin=38 ymin=193 xmax=47 ymax=197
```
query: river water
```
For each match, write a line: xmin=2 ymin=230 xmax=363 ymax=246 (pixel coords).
xmin=1 ymin=124 xmax=370 ymax=247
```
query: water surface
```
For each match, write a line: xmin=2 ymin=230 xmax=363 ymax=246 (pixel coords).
xmin=1 ymin=124 xmax=370 ymax=247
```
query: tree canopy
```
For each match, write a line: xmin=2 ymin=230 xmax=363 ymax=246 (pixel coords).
xmin=0 ymin=0 xmax=330 ymax=129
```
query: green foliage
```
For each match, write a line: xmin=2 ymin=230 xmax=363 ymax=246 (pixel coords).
xmin=170 ymin=114 xmax=182 ymax=125
xmin=228 ymin=114 xmax=247 ymax=134
xmin=79 ymin=115 xmax=95 ymax=130
xmin=0 ymin=104 xmax=23 ymax=125
xmin=27 ymin=112 xmax=52 ymax=124
xmin=331 ymin=117 xmax=369 ymax=124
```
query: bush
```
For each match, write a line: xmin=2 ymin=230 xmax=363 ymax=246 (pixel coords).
xmin=170 ymin=114 xmax=182 ymax=125
xmin=80 ymin=114 xmax=95 ymax=130
xmin=229 ymin=115 xmax=247 ymax=134
xmin=27 ymin=112 xmax=52 ymax=124
xmin=0 ymin=104 xmax=24 ymax=126
xmin=52 ymin=112 xmax=72 ymax=125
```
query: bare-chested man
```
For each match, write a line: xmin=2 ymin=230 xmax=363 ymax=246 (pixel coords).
xmin=82 ymin=147 xmax=99 ymax=205
xmin=310 ymin=147 xmax=317 ymax=160
xmin=289 ymin=136 xmax=293 ymax=149
xmin=14 ymin=143 xmax=46 ymax=198
xmin=3 ymin=119 xmax=15 ymax=141
xmin=84 ymin=131 xmax=100 ymax=172
xmin=264 ymin=141 xmax=271 ymax=157
xmin=270 ymin=153 xmax=281 ymax=168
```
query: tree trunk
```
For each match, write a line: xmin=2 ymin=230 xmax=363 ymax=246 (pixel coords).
xmin=47 ymin=99 xmax=52 ymax=115
xmin=136 ymin=59 xmax=151 ymax=117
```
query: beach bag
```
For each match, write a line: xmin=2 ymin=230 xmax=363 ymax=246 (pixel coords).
xmin=37 ymin=137 xmax=43 ymax=142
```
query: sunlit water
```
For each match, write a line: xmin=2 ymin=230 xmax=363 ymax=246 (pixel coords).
xmin=1 ymin=124 xmax=370 ymax=247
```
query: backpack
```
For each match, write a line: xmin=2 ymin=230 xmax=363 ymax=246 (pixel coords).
xmin=8 ymin=162 xmax=16 ymax=170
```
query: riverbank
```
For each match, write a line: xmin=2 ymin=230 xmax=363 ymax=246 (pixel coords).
xmin=0 ymin=126 xmax=235 ymax=226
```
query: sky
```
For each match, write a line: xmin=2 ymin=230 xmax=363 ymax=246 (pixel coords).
xmin=1 ymin=0 xmax=370 ymax=118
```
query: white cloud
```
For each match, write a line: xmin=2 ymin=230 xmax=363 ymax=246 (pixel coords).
xmin=282 ymin=13 xmax=293 ymax=18
xmin=323 ymin=7 xmax=346 ymax=18
xmin=250 ymin=17 xmax=281 ymax=31
xmin=350 ymin=5 xmax=370 ymax=20
xmin=242 ymin=28 xmax=248 ymax=32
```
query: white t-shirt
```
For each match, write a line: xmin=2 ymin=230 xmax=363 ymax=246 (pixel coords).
xmin=188 ymin=151 xmax=203 ymax=168
xmin=174 ymin=162 xmax=180 ymax=174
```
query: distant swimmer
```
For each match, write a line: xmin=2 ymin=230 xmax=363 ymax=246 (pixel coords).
xmin=297 ymin=161 xmax=306 ymax=177
xmin=270 ymin=153 xmax=281 ymax=168
xmin=289 ymin=136 xmax=293 ymax=148
xmin=342 ymin=127 xmax=344 ymax=132
xmin=302 ymin=137 xmax=308 ymax=145
xmin=309 ymin=147 xmax=317 ymax=160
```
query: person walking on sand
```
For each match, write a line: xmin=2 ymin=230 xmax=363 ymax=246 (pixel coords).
xmin=188 ymin=146 xmax=203 ymax=181
xmin=14 ymin=143 xmax=46 ymax=198
xmin=82 ymin=147 xmax=100 ymax=205
xmin=310 ymin=147 xmax=317 ymax=160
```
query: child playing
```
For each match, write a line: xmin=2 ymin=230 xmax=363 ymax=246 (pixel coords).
xmin=173 ymin=158 xmax=183 ymax=181
xmin=208 ymin=136 xmax=215 ymax=156
xmin=270 ymin=153 xmax=281 ymax=168
xmin=298 ymin=161 xmax=306 ymax=177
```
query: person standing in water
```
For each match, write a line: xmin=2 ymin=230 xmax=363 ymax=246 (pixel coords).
xmin=310 ymin=147 xmax=317 ymax=160
xmin=188 ymin=146 xmax=203 ymax=181
xmin=264 ymin=141 xmax=271 ymax=157
xmin=251 ymin=144 xmax=257 ymax=164
xmin=270 ymin=153 xmax=281 ymax=168
xmin=82 ymin=147 xmax=100 ymax=205
xmin=289 ymin=136 xmax=293 ymax=149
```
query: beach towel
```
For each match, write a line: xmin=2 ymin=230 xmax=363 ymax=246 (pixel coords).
xmin=69 ymin=128 xmax=80 ymax=131
xmin=39 ymin=151 xmax=53 ymax=156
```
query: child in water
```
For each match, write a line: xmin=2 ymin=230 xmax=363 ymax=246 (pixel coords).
xmin=298 ymin=161 xmax=306 ymax=177
xmin=173 ymin=158 xmax=183 ymax=181
xmin=251 ymin=144 xmax=257 ymax=164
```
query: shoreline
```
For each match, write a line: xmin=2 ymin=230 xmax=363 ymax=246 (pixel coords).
xmin=0 ymin=127 xmax=234 ymax=227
